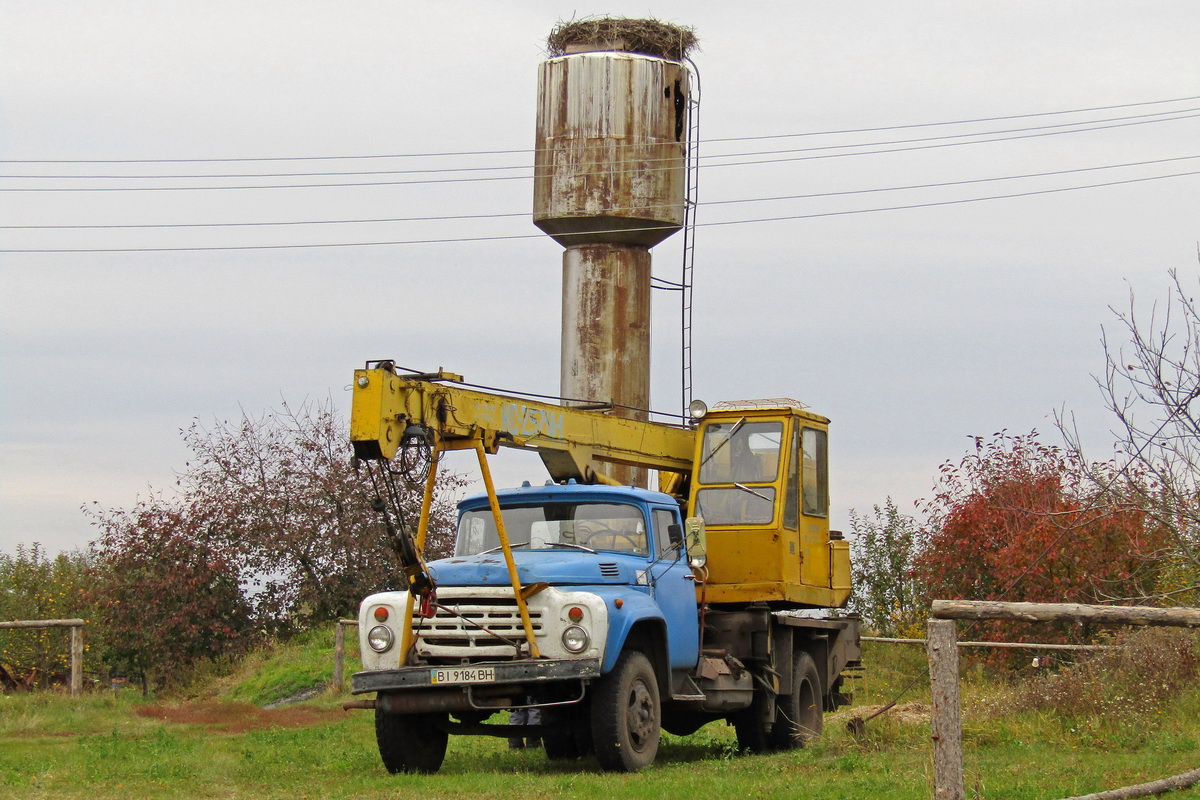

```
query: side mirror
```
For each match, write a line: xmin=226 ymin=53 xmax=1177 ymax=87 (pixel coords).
xmin=685 ymin=516 xmax=707 ymax=569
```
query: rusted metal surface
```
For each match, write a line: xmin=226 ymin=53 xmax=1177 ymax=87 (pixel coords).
xmin=534 ymin=52 xmax=687 ymax=248
xmin=560 ymin=244 xmax=651 ymax=486
xmin=534 ymin=47 xmax=689 ymax=487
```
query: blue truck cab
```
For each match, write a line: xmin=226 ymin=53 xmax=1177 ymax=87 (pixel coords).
xmin=353 ymin=481 xmax=701 ymax=771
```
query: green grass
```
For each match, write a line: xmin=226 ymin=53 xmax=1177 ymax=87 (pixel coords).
xmin=222 ymin=627 xmax=352 ymax=706
xmin=2 ymin=639 xmax=1198 ymax=799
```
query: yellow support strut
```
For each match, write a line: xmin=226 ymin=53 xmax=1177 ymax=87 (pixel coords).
xmin=398 ymin=448 xmax=442 ymax=667
xmin=398 ymin=434 xmax=541 ymax=665
xmin=451 ymin=436 xmax=540 ymax=658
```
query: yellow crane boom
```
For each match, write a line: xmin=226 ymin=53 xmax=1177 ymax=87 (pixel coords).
xmin=350 ymin=363 xmax=695 ymax=486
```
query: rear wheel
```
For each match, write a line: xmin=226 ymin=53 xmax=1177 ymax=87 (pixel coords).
xmin=590 ymin=650 xmax=661 ymax=772
xmin=733 ymin=651 xmax=823 ymax=753
xmin=769 ymin=652 xmax=822 ymax=750
xmin=731 ymin=683 xmax=773 ymax=753
xmin=375 ymin=708 xmax=448 ymax=774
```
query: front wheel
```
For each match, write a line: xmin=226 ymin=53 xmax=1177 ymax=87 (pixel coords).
xmin=590 ymin=650 xmax=661 ymax=772
xmin=375 ymin=708 xmax=448 ymax=774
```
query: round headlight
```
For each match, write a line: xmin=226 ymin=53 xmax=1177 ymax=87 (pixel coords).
xmin=561 ymin=625 xmax=589 ymax=653
xmin=368 ymin=625 xmax=395 ymax=653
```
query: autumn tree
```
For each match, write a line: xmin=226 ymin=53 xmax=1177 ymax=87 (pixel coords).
xmin=170 ymin=399 xmax=461 ymax=628
xmin=86 ymin=398 xmax=462 ymax=653
xmin=1061 ymin=267 xmax=1200 ymax=606
xmin=88 ymin=504 xmax=255 ymax=689
xmin=847 ymin=499 xmax=924 ymax=637
xmin=913 ymin=432 xmax=1170 ymax=644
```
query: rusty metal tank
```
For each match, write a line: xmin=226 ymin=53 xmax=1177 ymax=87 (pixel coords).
xmin=533 ymin=50 xmax=688 ymax=247
xmin=534 ymin=27 xmax=693 ymax=486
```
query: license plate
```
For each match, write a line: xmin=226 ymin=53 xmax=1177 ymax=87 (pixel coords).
xmin=431 ymin=666 xmax=496 ymax=685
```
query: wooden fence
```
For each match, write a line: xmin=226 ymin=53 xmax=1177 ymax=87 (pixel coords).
xmin=926 ymin=600 xmax=1200 ymax=800
xmin=862 ymin=635 xmax=1111 ymax=652
xmin=0 ymin=618 xmax=85 ymax=696
xmin=332 ymin=619 xmax=358 ymax=690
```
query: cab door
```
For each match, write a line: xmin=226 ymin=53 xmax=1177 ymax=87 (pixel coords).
xmin=648 ymin=506 xmax=700 ymax=669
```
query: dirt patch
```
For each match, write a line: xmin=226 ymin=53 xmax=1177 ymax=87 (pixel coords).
xmin=832 ymin=702 xmax=931 ymax=726
xmin=134 ymin=702 xmax=341 ymax=733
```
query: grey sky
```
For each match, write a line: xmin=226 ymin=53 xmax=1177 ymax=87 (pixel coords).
xmin=3 ymin=1 xmax=1198 ymax=555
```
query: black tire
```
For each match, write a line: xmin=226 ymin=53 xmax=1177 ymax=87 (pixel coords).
xmin=590 ymin=650 xmax=661 ymax=772
xmin=733 ymin=652 xmax=823 ymax=753
xmin=769 ymin=652 xmax=822 ymax=750
xmin=374 ymin=708 xmax=448 ymax=774
xmin=731 ymin=683 xmax=773 ymax=753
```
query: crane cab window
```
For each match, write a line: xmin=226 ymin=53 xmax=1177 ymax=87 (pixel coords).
xmin=695 ymin=485 xmax=776 ymax=525
xmin=698 ymin=420 xmax=783 ymax=485
xmin=695 ymin=419 xmax=783 ymax=526
xmin=801 ymin=427 xmax=828 ymax=517
xmin=783 ymin=426 xmax=801 ymax=529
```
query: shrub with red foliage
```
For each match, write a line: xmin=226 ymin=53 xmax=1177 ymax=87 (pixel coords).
xmin=914 ymin=432 xmax=1171 ymax=647
xmin=88 ymin=504 xmax=255 ymax=688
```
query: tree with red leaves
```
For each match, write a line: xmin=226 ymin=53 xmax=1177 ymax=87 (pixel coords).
xmin=89 ymin=504 xmax=254 ymax=689
xmin=85 ymin=399 xmax=462 ymax=685
xmin=913 ymin=432 xmax=1171 ymax=645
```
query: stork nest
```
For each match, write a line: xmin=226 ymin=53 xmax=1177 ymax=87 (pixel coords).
xmin=546 ymin=17 xmax=698 ymax=61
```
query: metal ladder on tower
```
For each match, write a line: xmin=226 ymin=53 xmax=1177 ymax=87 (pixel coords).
xmin=680 ymin=60 xmax=702 ymax=419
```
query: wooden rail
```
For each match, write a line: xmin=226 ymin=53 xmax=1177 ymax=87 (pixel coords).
xmin=862 ymin=636 xmax=1111 ymax=652
xmin=925 ymin=600 xmax=1200 ymax=800
xmin=0 ymin=618 xmax=85 ymax=696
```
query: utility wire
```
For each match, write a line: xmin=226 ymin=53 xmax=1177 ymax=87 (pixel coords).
xmin=4 ymin=105 xmax=1198 ymax=184
xmin=4 ymin=93 xmax=1198 ymax=164
xmin=4 ymin=105 xmax=1197 ymax=194
xmin=4 ymin=153 xmax=1197 ymax=231
xmin=4 ymin=167 xmax=1196 ymax=254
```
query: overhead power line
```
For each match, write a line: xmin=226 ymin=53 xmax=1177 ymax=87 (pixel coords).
xmin=3 ymin=154 xmax=1197 ymax=231
xmin=4 ymin=105 xmax=1198 ymax=185
xmin=3 ymin=93 xmax=1198 ymax=165
xmin=4 ymin=168 xmax=1196 ymax=254
xmin=3 ymin=108 xmax=1198 ymax=193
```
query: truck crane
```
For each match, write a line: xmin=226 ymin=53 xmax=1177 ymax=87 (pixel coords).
xmin=345 ymin=361 xmax=860 ymax=773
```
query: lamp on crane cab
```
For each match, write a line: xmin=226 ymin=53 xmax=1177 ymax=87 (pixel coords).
xmin=687 ymin=399 xmax=708 ymax=422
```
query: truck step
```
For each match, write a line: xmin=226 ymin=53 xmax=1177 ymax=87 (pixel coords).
xmin=670 ymin=672 xmax=707 ymax=701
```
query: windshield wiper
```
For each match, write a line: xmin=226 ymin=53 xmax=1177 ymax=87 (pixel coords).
xmin=544 ymin=542 xmax=598 ymax=553
xmin=699 ymin=416 xmax=747 ymax=468
xmin=734 ymin=483 xmax=773 ymax=502
xmin=480 ymin=541 xmax=529 ymax=554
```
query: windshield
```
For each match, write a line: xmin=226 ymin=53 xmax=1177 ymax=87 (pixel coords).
xmin=698 ymin=420 xmax=783 ymax=485
xmin=456 ymin=502 xmax=649 ymax=557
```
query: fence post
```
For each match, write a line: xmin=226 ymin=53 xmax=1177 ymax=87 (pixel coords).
xmin=333 ymin=621 xmax=346 ymax=690
xmin=927 ymin=618 xmax=964 ymax=800
xmin=70 ymin=624 xmax=83 ymax=697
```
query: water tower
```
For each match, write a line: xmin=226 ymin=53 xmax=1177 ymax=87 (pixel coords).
xmin=533 ymin=18 xmax=696 ymax=485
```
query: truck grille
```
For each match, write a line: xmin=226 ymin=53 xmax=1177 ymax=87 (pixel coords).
xmin=414 ymin=595 xmax=544 ymax=658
